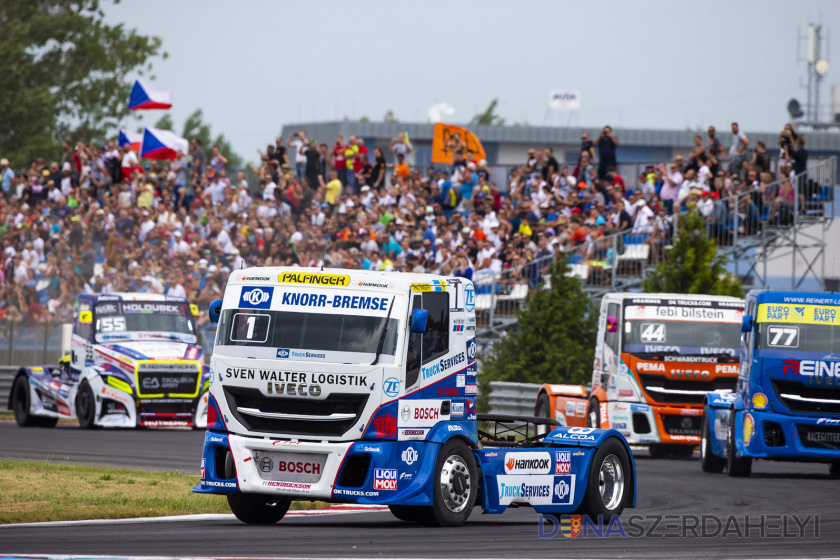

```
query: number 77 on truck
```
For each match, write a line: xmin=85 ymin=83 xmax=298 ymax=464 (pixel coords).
xmin=193 ymin=268 xmax=636 ymax=526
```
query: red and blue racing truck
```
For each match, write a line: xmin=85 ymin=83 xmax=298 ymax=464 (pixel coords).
xmin=702 ymin=290 xmax=840 ymax=477
xmin=194 ymin=268 xmax=637 ymax=526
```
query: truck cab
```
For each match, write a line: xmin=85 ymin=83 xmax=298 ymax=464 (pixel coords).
xmin=195 ymin=268 xmax=636 ymax=526
xmin=701 ymin=290 xmax=840 ymax=477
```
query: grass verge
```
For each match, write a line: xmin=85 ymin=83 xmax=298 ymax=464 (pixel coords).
xmin=0 ymin=459 xmax=325 ymax=524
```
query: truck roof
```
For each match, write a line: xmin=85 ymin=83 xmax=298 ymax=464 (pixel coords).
xmin=228 ymin=267 xmax=461 ymax=293
xmin=603 ymin=292 xmax=744 ymax=304
xmin=77 ymin=292 xmax=190 ymax=304
xmin=747 ymin=289 xmax=840 ymax=306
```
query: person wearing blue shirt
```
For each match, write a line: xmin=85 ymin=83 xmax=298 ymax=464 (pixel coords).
xmin=422 ymin=224 xmax=436 ymax=245
xmin=460 ymin=163 xmax=478 ymax=208
xmin=379 ymin=233 xmax=402 ymax=258
xmin=0 ymin=158 xmax=14 ymax=197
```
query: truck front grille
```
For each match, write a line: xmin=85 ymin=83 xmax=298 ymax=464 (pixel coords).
xmin=223 ymin=386 xmax=368 ymax=437
xmin=771 ymin=380 xmax=840 ymax=415
xmin=637 ymin=374 xmax=736 ymax=405
xmin=797 ymin=424 xmax=840 ymax=450
xmin=136 ymin=362 xmax=201 ymax=398
xmin=661 ymin=414 xmax=702 ymax=436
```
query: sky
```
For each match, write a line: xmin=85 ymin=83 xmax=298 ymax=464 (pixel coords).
xmin=105 ymin=0 xmax=840 ymax=163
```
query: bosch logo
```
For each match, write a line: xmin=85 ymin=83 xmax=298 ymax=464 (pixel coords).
xmin=401 ymin=405 xmax=411 ymax=422
xmin=259 ymin=457 xmax=273 ymax=473
xmin=401 ymin=447 xmax=418 ymax=465
xmin=414 ymin=407 xmax=439 ymax=420
xmin=239 ymin=287 xmax=273 ymax=309
xmin=278 ymin=460 xmax=321 ymax=475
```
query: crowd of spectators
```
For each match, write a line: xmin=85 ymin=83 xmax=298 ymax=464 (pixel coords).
xmin=0 ymin=121 xmax=814 ymax=325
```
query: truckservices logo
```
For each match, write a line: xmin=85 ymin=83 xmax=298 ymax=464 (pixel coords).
xmin=278 ymin=272 xmax=350 ymax=287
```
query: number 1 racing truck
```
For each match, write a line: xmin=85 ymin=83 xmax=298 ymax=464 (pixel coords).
xmin=535 ymin=293 xmax=744 ymax=458
xmin=193 ymin=268 xmax=636 ymax=526
xmin=701 ymin=290 xmax=840 ymax=477
xmin=9 ymin=293 xmax=210 ymax=429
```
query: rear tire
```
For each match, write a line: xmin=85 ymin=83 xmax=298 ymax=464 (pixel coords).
xmin=421 ymin=439 xmax=477 ymax=527
xmin=726 ymin=411 xmax=752 ymax=477
xmin=36 ymin=416 xmax=59 ymax=428
xmin=575 ymin=437 xmax=631 ymax=518
xmin=535 ymin=393 xmax=552 ymax=435
xmin=700 ymin=411 xmax=726 ymax=473
xmin=76 ymin=381 xmax=99 ymax=429
xmin=829 ymin=463 xmax=840 ymax=478
xmin=648 ymin=444 xmax=670 ymax=459
xmin=586 ymin=398 xmax=600 ymax=429
xmin=12 ymin=376 xmax=36 ymax=427
xmin=224 ymin=452 xmax=291 ymax=524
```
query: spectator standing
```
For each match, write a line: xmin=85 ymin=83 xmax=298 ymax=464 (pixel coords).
xmin=209 ymin=144 xmax=228 ymax=173
xmin=727 ymin=122 xmax=749 ymax=175
xmin=0 ymin=158 xmax=14 ymax=200
xmin=595 ymin=126 xmax=619 ymax=180
xmin=332 ymin=135 xmax=349 ymax=188
xmin=389 ymin=132 xmax=413 ymax=163
xmin=287 ymin=130 xmax=307 ymax=181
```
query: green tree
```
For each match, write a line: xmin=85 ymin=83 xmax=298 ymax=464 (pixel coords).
xmin=153 ymin=114 xmax=174 ymax=131
xmin=479 ymin=257 xmax=597 ymax=410
xmin=470 ymin=98 xmax=505 ymax=126
xmin=180 ymin=109 xmax=242 ymax=169
xmin=383 ymin=109 xmax=398 ymax=123
xmin=642 ymin=210 xmax=744 ymax=297
xmin=0 ymin=0 xmax=164 ymax=166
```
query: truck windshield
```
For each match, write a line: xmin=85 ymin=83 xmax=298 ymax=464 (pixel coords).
xmin=622 ymin=304 xmax=742 ymax=356
xmin=216 ymin=309 xmax=399 ymax=357
xmin=94 ymin=300 xmax=195 ymax=341
xmin=756 ymin=322 xmax=840 ymax=353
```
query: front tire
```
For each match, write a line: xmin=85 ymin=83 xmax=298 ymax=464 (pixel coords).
xmin=76 ymin=381 xmax=99 ymax=429
xmin=421 ymin=439 xmax=477 ymax=527
xmin=576 ymin=437 xmax=631 ymax=518
xmin=12 ymin=375 xmax=36 ymax=427
xmin=224 ymin=452 xmax=291 ymax=524
xmin=726 ymin=411 xmax=752 ymax=477
xmin=389 ymin=504 xmax=427 ymax=523
xmin=700 ymin=411 xmax=726 ymax=473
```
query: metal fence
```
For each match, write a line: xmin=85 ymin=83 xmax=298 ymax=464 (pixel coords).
xmin=487 ymin=381 xmax=541 ymax=417
xmin=0 ymin=322 xmax=65 ymax=366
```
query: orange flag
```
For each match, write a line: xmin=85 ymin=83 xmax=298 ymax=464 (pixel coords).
xmin=431 ymin=122 xmax=487 ymax=164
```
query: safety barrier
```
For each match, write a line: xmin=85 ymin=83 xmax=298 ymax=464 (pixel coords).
xmin=487 ymin=381 xmax=542 ymax=417
xmin=0 ymin=366 xmax=18 ymax=409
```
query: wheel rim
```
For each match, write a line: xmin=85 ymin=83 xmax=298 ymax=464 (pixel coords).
xmin=536 ymin=402 xmax=549 ymax=435
xmin=588 ymin=408 xmax=598 ymax=428
xmin=701 ymin=423 xmax=707 ymax=460
xmin=439 ymin=454 xmax=471 ymax=513
xmin=598 ymin=454 xmax=625 ymax=511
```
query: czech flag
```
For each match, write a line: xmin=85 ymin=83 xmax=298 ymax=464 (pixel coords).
xmin=118 ymin=129 xmax=142 ymax=152
xmin=140 ymin=127 xmax=188 ymax=160
xmin=128 ymin=79 xmax=172 ymax=111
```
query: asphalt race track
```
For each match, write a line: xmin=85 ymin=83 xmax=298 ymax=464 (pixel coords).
xmin=0 ymin=421 xmax=837 ymax=559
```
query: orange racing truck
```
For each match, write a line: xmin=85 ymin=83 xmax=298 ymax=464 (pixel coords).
xmin=536 ymin=293 xmax=745 ymax=457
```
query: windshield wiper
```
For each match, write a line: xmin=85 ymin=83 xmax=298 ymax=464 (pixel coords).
xmin=371 ymin=296 xmax=396 ymax=366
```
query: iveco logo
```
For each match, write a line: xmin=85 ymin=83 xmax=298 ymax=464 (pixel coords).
xmin=243 ymin=289 xmax=271 ymax=305
xmin=669 ymin=369 xmax=710 ymax=380
xmin=266 ymin=382 xmax=321 ymax=397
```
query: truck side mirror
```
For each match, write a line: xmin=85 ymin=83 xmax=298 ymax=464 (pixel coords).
xmin=410 ymin=309 xmax=428 ymax=334
xmin=606 ymin=316 xmax=618 ymax=333
xmin=741 ymin=314 xmax=753 ymax=333
xmin=208 ymin=299 xmax=223 ymax=324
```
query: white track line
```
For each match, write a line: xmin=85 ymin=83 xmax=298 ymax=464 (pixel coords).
xmin=0 ymin=505 xmax=389 ymax=529
xmin=0 ymin=557 xmax=836 ymax=560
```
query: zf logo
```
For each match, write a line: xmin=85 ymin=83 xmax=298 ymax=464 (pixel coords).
xmin=240 ymin=287 xmax=273 ymax=309
xmin=464 ymin=285 xmax=475 ymax=312
xmin=383 ymin=377 xmax=400 ymax=397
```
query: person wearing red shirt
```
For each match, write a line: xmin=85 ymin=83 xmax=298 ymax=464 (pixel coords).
xmin=331 ymin=135 xmax=348 ymax=188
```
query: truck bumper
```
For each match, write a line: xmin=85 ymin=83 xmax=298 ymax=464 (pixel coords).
xmin=192 ymin=431 xmax=440 ymax=505
xmin=608 ymin=401 xmax=703 ymax=446
xmin=736 ymin=410 xmax=840 ymax=462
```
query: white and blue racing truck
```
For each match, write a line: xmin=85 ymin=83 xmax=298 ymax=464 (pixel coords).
xmin=194 ymin=268 xmax=636 ymax=526
xmin=9 ymin=293 xmax=210 ymax=429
